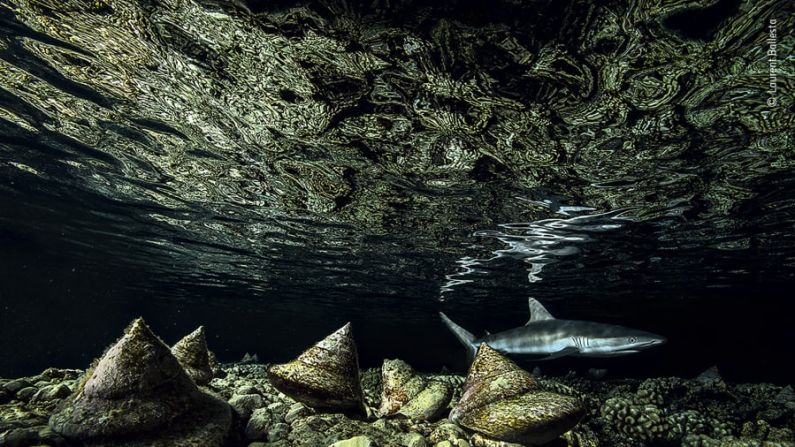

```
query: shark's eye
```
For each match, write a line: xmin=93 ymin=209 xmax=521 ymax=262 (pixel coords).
xmin=629 ymin=337 xmax=636 ymax=343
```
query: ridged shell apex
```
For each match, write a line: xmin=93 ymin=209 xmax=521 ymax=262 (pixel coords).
xmin=451 ymin=343 xmax=585 ymax=445
xmin=267 ymin=322 xmax=364 ymax=411
xmin=172 ymin=326 xmax=214 ymax=385
xmin=83 ymin=318 xmax=193 ymax=399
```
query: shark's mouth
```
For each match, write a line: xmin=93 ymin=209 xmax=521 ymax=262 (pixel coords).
xmin=620 ymin=339 xmax=665 ymax=352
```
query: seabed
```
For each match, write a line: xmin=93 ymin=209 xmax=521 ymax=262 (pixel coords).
xmin=1 ymin=320 xmax=794 ymax=447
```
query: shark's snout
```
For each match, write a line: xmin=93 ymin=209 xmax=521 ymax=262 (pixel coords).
xmin=637 ymin=334 xmax=667 ymax=349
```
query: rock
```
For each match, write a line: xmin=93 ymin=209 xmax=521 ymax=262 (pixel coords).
xmin=329 ymin=435 xmax=376 ymax=447
xmin=402 ymin=433 xmax=428 ymax=447
xmin=245 ymin=408 xmax=273 ymax=441
xmin=378 ymin=359 xmax=452 ymax=421
xmin=31 ymin=384 xmax=71 ymax=403
xmin=171 ymin=326 xmax=214 ymax=386
xmin=229 ymin=393 xmax=267 ymax=419
xmin=267 ymin=323 xmax=364 ymax=412
xmin=267 ymin=402 xmax=287 ymax=418
xmin=4 ymin=379 xmax=32 ymax=395
xmin=398 ymin=380 xmax=452 ymax=421
xmin=268 ymin=422 xmax=290 ymax=441
xmin=2 ymin=428 xmax=38 ymax=447
xmin=237 ymin=385 xmax=261 ymax=395
xmin=696 ymin=365 xmax=721 ymax=382
xmin=37 ymin=426 xmax=67 ymax=447
xmin=775 ymin=386 xmax=795 ymax=403
xmin=435 ymin=442 xmax=453 ymax=447
xmin=469 ymin=434 xmax=524 ymax=447
xmin=0 ymin=389 xmax=10 ymax=404
xmin=450 ymin=343 xmax=585 ymax=446
xmin=429 ymin=423 xmax=467 ymax=444
xmin=379 ymin=359 xmax=418 ymax=416
xmin=16 ymin=386 xmax=37 ymax=401
xmin=48 ymin=318 xmax=233 ymax=447
xmin=285 ymin=403 xmax=312 ymax=424
xmin=40 ymin=368 xmax=80 ymax=381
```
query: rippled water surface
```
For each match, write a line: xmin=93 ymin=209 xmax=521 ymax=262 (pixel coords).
xmin=1 ymin=0 xmax=794 ymax=381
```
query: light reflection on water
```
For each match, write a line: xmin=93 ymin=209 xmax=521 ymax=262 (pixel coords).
xmin=441 ymin=208 xmax=632 ymax=297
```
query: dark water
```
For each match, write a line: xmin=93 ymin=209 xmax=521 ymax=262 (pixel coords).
xmin=1 ymin=0 xmax=794 ymax=383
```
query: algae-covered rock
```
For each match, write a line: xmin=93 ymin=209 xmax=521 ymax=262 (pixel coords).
xmin=398 ymin=381 xmax=452 ymax=422
xmin=229 ymin=393 xmax=267 ymax=419
xmin=379 ymin=359 xmax=452 ymax=421
xmin=245 ymin=407 xmax=274 ymax=441
xmin=267 ymin=323 xmax=364 ymax=411
xmin=330 ymin=435 xmax=376 ymax=447
xmin=4 ymin=352 xmax=795 ymax=447
xmin=31 ymin=384 xmax=71 ymax=403
xmin=450 ymin=343 xmax=585 ymax=445
xmin=48 ymin=318 xmax=232 ymax=447
xmin=171 ymin=326 xmax=214 ymax=386
xmin=401 ymin=432 xmax=428 ymax=447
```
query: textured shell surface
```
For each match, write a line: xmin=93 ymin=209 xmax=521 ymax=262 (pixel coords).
xmin=48 ymin=319 xmax=215 ymax=441
xmin=379 ymin=359 xmax=420 ymax=416
xmin=83 ymin=318 xmax=195 ymax=399
xmin=267 ymin=322 xmax=364 ymax=410
xmin=171 ymin=326 xmax=214 ymax=385
xmin=451 ymin=343 xmax=585 ymax=445
xmin=296 ymin=323 xmax=359 ymax=377
xmin=453 ymin=343 xmax=541 ymax=418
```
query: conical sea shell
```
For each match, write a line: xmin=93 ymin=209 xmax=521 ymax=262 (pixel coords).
xmin=379 ymin=359 xmax=452 ymax=421
xmin=172 ymin=326 xmax=214 ymax=385
xmin=267 ymin=322 xmax=364 ymax=411
xmin=450 ymin=343 xmax=585 ymax=445
xmin=49 ymin=318 xmax=232 ymax=446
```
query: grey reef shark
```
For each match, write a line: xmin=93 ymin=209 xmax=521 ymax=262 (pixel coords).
xmin=441 ymin=298 xmax=666 ymax=362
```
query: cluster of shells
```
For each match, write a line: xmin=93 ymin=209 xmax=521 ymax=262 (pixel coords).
xmin=41 ymin=318 xmax=585 ymax=446
xmin=47 ymin=319 xmax=231 ymax=447
xmin=262 ymin=323 xmax=586 ymax=445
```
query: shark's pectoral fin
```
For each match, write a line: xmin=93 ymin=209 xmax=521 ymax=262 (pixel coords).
xmin=526 ymin=297 xmax=555 ymax=325
xmin=537 ymin=347 xmax=579 ymax=361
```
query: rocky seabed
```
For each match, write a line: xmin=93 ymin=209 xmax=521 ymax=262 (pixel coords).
xmin=1 ymin=320 xmax=794 ymax=447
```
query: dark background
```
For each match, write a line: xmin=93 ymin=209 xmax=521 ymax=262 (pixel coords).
xmin=2 ymin=179 xmax=793 ymax=384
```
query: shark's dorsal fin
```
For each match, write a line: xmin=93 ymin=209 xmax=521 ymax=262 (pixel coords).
xmin=526 ymin=297 xmax=555 ymax=324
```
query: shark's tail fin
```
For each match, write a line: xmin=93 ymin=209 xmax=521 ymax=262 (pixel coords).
xmin=439 ymin=312 xmax=477 ymax=362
